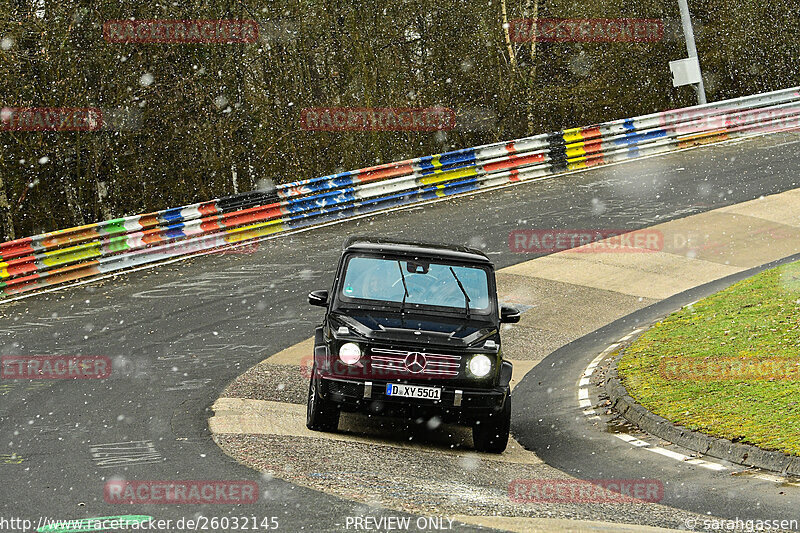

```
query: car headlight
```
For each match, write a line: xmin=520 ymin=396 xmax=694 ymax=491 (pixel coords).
xmin=468 ymin=354 xmax=492 ymax=377
xmin=338 ymin=342 xmax=362 ymax=365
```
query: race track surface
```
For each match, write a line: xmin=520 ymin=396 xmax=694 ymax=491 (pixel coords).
xmin=2 ymin=131 xmax=799 ymax=531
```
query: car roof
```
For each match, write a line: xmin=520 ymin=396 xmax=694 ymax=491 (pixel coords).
xmin=342 ymin=236 xmax=492 ymax=265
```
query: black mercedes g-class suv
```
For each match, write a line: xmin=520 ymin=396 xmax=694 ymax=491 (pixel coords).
xmin=306 ymin=237 xmax=519 ymax=453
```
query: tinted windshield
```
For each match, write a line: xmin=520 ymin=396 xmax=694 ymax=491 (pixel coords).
xmin=338 ymin=255 xmax=491 ymax=312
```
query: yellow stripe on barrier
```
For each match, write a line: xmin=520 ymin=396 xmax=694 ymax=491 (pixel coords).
xmin=568 ymin=161 xmax=589 ymax=171
xmin=566 ymin=145 xmax=588 ymax=158
xmin=418 ymin=167 xmax=478 ymax=186
xmin=40 ymin=244 xmax=103 ymax=267
xmin=562 ymin=128 xmax=584 ymax=144
xmin=225 ymin=219 xmax=286 ymax=242
xmin=0 ymin=262 xmax=8 ymax=279
xmin=41 ymin=240 xmax=101 ymax=258
xmin=677 ymin=129 xmax=728 ymax=143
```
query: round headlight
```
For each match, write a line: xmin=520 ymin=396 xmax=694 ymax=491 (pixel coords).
xmin=468 ymin=354 xmax=492 ymax=377
xmin=338 ymin=342 xmax=362 ymax=365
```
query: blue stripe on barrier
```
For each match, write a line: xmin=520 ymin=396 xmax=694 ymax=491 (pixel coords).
xmin=418 ymin=190 xmax=440 ymax=202
xmin=359 ymin=195 xmax=409 ymax=212
xmin=283 ymin=188 xmax=357 ymax=214
xmin=442 ymin=179 xmax=479 ymax=195
xmin=419 ymin=177 xmax=479 ymax=197
xmin=309 ymin=174 xmax=357 ymax=194
xmin=418 ymin=162 xmax=479 ymax=176
xmin=296 ymin=179 xmax=334 ymax=195
xmin=417 ymin=155 xmax=439 ymax=173
xmin=614 ymin=129 xmax=667 ymax=146
xmin=416 ymin=149 xmax=480 ymax=176
xmin=163 ymin=227 xmax=188 ymax=239
xmin=331 ymin=172 xmax=357 ymax=188
xmin=623 ymin=119 xmax=635 ymax=130
xmin=438 ymin=148 xmax=477 ymax=167
xmin=281 ymin=168 xmax=359 ymax=193
xmin=160 ymin=208 xmax=185 ymax=223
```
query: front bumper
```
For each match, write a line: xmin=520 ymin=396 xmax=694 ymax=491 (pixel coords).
xmin=317 ymin=375 xmax=508 ymax=422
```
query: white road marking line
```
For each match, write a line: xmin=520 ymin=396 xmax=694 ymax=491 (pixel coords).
xmin=618 ymin=328 xmax=644 ymax=342
xmin=647 ymin=447 xmax=690 ymax=460
xmin=577 ymin=344 xmax=616 ymax=414
xmin=600 ymin=343 xmax=620 ymax=356
xmin=579 ymin=338 xmax=730 ymax=473
xmin=754 ymin=473 xmax=786 ymax=483
xmin=747 ymin=473 xmax=800 ymax=486
xmin=647 ymin=447 xmax=727 ymax=471
xmin=613 ymin=434 xmax=651 ymax=447
xmin=686 ymin=459 xmax=728 ymax=471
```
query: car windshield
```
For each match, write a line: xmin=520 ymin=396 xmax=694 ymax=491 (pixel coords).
xmin=339 ymin=255 xmax=491 ymax=311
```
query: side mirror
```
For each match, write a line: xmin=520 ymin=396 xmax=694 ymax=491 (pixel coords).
xmin=308 ymin=290 xmax=329 ymax=307
xmin=500 ymin=305 xmax=521 ymax=324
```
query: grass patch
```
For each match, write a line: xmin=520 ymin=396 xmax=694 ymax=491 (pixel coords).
xmin=618 ymin=260 xmax=800 ymax=456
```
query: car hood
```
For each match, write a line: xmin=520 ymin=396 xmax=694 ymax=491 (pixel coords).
xmin=331 ymin=312 xmax=497 ymax=349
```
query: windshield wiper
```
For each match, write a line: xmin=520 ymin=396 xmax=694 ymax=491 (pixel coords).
xmin=397 ymin=260 xmax=410 ymax=320
xmin=449 ymin=267 xmax=471 ymax=319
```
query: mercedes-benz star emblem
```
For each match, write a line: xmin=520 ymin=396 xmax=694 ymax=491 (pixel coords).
xmin=403 ymin=352 xmax=427 ymax=374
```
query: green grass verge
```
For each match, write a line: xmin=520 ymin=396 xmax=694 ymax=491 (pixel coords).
xmin=618 ymin=260 xmax=800 ymax=456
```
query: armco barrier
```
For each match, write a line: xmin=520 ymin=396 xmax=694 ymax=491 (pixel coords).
xmin=1 ymin=87 xmax=799 ymax=298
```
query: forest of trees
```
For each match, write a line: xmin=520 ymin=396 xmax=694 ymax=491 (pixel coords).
xmin=0 ymin=0 xmax=798 ymax=239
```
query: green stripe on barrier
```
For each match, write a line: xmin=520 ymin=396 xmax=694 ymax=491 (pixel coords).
xmin=100 ymin=219 xmax=129 ymax=235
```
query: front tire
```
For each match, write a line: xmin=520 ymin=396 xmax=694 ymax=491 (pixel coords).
xmin=306 ymin=376 xmax=340 ymax=432
xmin=472 ymin=395 xmax=511 ymax=453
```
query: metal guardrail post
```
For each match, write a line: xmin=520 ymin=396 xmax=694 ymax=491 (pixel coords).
xmin=677 ymin=0 xmax=707 ymax=105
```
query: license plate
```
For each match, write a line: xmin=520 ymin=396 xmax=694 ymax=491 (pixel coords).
xmin=385 ymin=383 xmax=441 ymax=400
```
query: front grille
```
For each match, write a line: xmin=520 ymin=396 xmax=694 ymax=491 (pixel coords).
xmin=369 ymin=347 xmax=462 ymax=378
xmin=323 ymin=379 xmax=363 ymax=398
